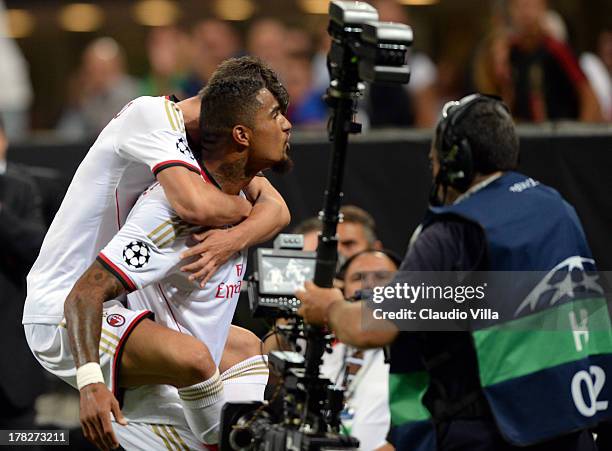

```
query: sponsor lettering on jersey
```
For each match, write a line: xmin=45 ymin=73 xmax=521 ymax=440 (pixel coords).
xmin=215 ymin=281 xmax=242 ymax=299
xmin=236 ymin=264 xmax=244 ymax=277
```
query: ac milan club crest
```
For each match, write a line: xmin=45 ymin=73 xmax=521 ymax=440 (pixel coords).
xmin=106 ymin=313 xmax=125 ymax=327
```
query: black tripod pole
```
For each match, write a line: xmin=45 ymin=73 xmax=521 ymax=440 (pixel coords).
xmin=303 ymin=77 xmax=362 ymax=431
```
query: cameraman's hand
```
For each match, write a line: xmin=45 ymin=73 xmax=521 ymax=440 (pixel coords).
xmin=180 ymin=228 xmax=245 ymax=287
xmin=79 ymin=383 xmax=127 ymax=450
xmin=296 ymin=281 xmax=345 ymax=326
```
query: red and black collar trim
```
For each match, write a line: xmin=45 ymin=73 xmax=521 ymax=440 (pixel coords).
xmin=200 ymin=164 xmax=221 ymax=189
xmin=165 ymin=94 xmax=181 ymax=103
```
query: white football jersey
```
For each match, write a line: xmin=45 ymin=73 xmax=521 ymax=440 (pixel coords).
xmin=24 ymin=96 xmax=201 ymax=324
xmin=97 ymin=183 xmax=247 ymax=426
xmin=97 ymin=182 xmax=246 ymax=366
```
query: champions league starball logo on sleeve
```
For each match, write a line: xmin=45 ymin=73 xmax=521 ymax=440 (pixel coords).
xmin=122 ymin=240 xmax=151 ymax=269
xmin=176 ymin=137 xmax=196 ymax=161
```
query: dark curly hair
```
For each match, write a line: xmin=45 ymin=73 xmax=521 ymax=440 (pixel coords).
xmin=200 ymin=76 xmax=266 ymax=154
xmin=434 ymin=99 xmax=519 ymax=175
xmin=199 ymin=57 xmax=288 ymax=154
xmin=203 ymin=56 xmax=288 ymax=114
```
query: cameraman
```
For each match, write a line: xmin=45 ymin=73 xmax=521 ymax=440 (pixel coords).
xmin=297 ymin=94 xmax=609 ymax=451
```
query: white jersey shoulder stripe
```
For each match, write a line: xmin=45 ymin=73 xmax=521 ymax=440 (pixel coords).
xmin=163 ymin=98 xmax=178 ymax=131
xmin=163 ymin=97 xmax=185 ymax=132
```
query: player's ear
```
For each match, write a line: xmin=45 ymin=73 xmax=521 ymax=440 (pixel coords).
xmin=232 ymin=125 xmax=251 ymax=148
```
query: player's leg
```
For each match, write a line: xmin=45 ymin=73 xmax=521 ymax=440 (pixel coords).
xmin=117 ymin=318 xmax=223 ymax=444
xmin=220 ymin=325 xmax=263 ymax=372
xmin=113 ymin=326 xmax=267 ymax=450
xmin=26 ymin=303 xmax=223 ymax=446
xmin=118 ymin=318 xmax=217 ymax=387
xmin=220 ymin=326 xmax=269 ymax=403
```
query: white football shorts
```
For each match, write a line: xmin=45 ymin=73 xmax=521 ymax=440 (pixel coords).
xmin=112 ymin=420 xmax=211 ymax=451
xmin=24 ymin=299 xmax=153 ymax=404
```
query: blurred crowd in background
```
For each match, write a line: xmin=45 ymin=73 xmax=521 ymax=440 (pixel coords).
xmin=0 ymin=0 xmax=610 ymax=442
xmin=0 ymin=0 xmax=610 ymax=142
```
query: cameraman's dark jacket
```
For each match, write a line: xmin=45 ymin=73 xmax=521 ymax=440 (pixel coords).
xmin=388 ymin=171 xmax=612 ymax=448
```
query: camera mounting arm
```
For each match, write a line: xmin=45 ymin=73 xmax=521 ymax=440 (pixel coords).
xmin=303 ymin=0 xmax=375 ymax=384
xmin=303 ymin=1 xmax=413 ymax=434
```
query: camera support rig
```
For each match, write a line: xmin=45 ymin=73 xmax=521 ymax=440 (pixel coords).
xmin=222 ymin=3 xmax=412 ymax=449
xmin=302 ymin=0 xmax=413 ymax=435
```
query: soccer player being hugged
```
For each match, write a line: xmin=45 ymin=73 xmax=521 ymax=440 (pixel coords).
xmin=24 ymin=58 xmax=292 ymax=450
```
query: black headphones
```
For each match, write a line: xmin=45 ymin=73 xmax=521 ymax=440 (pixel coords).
xmin=432 ymin=94 xmax=509 ymax=203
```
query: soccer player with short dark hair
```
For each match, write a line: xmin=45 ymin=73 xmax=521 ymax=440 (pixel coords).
xmin=25 ymin=57 xmax=292 ymax=450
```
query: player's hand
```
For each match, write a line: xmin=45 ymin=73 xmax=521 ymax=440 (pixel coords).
xmin=180 ymin=228 xmax=245 ymax=287
xmin=79 ymin=383 xmax=127 ymax=450
xmin=296 ymin=281 xmax=345 ymax=326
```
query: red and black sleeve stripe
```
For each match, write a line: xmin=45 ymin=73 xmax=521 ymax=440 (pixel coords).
xmin=152 ymin=160 xmax=202 ymax=177
xmin=97 ymin=253 xmax=137 ymax=292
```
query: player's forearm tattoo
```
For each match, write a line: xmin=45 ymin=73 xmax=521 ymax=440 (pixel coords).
xmin=64 ymin=261 xmax=125 ymax=368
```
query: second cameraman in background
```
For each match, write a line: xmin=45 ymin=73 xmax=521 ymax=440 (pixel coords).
xmin=321 ymin=249 xmax=400 ymax=450
xmin=297 ymin=95 xmax=611 ymax=451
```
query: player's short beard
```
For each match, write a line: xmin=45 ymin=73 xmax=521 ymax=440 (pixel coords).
xmin=271 ymin=156 xmax=294 ymax=174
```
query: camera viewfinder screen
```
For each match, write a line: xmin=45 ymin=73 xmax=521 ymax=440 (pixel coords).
xmin=260 ymin=256 xmax=316 ymax=295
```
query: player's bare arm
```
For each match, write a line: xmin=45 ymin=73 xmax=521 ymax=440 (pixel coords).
xmin=156 ymin=166 xmax=252 ymax=227
xmin=64 ymin=261 xmax=128 ymax=451
xmin=65 ymin=261 xmax=125 ymax=366
xmin=180 ymin=175 xmax=291 ymax=286
xmin=158 ymin=93 xmax=256 ymax=228
xmin=242 ymin=175 xmax=292 ymax=242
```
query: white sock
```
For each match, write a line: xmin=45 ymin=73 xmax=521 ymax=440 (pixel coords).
xmin=221 ymin=355 xmax=269 ymax=402
xmin=178 ymin=368 xmax=225 ymax=444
